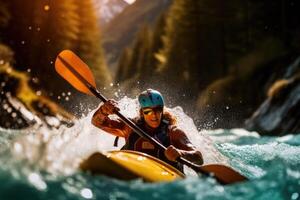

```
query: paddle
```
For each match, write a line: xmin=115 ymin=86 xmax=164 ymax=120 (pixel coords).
xmin=55 ymin=50 xmax=248 ymax=185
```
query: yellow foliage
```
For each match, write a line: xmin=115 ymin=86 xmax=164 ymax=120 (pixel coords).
xmin=154 ymin=53 xmax=166 ymax=72
xmin=0 ymin=63 xmax=73 ymax=120
xmin=267 ymin=79 xmax=290 ymax=98
xmin=197 ymin=76 xmax=236 ymax=109
xmin=0 ymin=63 xmax=38 ymax=107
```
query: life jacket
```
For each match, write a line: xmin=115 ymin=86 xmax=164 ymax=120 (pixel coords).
xmin=121 ymin=119 xmax=183 ymax=172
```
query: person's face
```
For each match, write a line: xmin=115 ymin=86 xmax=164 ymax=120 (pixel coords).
xmin=142 ymin=106 xmax=163 ymax=128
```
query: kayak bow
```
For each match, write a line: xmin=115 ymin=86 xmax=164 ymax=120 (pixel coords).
xmin=80 ymin=150 xmax=185 ymax=182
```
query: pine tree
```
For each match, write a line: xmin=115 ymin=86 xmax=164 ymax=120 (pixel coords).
xmin=32 ymin=0 xmax=80 ymax=72
xmin=75 ymin=0 xmax=111 ymax=88
xmin=31 ymin=0 xmax=81 ymax=92
xmin=46 ymin=0 xmax=80 ymax=53
xmin=1 ymin=0 xmax=111 ymax=93
xmin=124 ymin=25 xmax=152 ymax=82
xmin=2 ymin=0 xmax=81 ymax=93
xmin=157 ymin=0 xmax=259 ymax=96
xmin=135 ymin=26 xmax=153 ymax=83
xmin=147 ymin=12 xmax=168 ymax=76
xmin=157 ymin=0 xmax=216 ymax=96
xmin=114 ymin=11 xmax=168 ymax=90
xmin=0 ymin=1 xmax=10 ymax=30
xmin=115 ymin=47 xmax=132 ymax=83
xmin=2 ymin=0 xmax=38 ymax=69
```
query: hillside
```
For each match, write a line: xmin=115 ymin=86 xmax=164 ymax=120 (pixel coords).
xmin=102 ymin=0 xmax=172 ymax=72
xmin=94 ymin=0 xmax=129 ymax=27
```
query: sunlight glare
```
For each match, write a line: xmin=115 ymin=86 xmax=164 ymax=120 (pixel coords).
xmin=124 ymin=0 xmax=136 ymax=4
xmin=44 ymin=5 xmax=50 ymax=11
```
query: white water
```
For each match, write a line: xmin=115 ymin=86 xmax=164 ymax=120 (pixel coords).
xmin=9 ymin=97 xmax=228 ymax=176
xmin=1 ymin=97 xmax=300 ymax=200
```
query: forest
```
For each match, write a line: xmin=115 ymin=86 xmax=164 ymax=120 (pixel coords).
xmin=0 ymin=0 xmax=299 ymax=132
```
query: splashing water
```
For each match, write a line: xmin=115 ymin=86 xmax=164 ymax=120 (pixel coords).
xmin=0 ymin=97 xmax=299 ymax=200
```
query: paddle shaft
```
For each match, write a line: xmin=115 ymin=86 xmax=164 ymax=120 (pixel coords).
xmin=92 ymin=86 xmax=209 ymax=175
xmin=92 ymin=87 xmax=208 ymax=175
xmin=57 ymin=55 xmax=209 ymax=176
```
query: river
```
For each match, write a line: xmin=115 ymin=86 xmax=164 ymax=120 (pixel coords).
xmin=0 ymin=97 xmax=299 ymax=200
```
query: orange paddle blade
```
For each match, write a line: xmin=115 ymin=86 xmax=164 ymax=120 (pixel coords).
xmin=200 ymin=164 xmax=247 ymax=184
xmin=55 ymin=50 xmax=96 ymax=95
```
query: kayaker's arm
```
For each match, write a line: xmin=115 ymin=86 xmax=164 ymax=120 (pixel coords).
xmin=166 ymin=127 xmax=204 ymax=165
xmin=91 ymin=100 xmax=132 ymax=139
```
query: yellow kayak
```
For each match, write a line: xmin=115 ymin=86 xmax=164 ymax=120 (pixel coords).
xmin=80 ymin=150 xmax=185 ymax=182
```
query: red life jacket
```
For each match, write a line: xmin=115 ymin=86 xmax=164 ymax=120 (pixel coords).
xmin=121 ymin=119 xmax=183 ymax=172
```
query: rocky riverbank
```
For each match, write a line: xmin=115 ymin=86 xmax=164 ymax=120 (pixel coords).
xmin=0 ymin=60 xmax=74 ymax=129
xmin=245 ymin=57 xmax=300 ymax=135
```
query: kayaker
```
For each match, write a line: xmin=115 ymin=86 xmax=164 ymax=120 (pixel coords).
xmin=91 ymin=89 xmax=203 ymax=172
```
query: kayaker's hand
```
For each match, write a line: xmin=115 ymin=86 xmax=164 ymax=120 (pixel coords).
xmin=181 ymin=150 xmax=204 ymax=165
xmin=164 ymin=145 xmax=182 ymax=162
xmin=99 ymin=99 xmax=120 ymax=115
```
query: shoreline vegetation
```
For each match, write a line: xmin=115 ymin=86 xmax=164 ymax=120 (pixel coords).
xmin=0 ymin=47 xmax=74 ymax=129
xmin=0 ymin=0 xmax=299 ymax=135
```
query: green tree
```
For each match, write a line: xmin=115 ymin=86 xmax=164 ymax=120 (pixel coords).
xmin=157 ymin=0 xmax=261 ymax=97
xmin=135 ymin=26 xmax=153 ymax=83
xmin=1 ymin=0 xmax=111 ymax=93
xmin=115 ymin=48 xmax=132 ymax=83
xmin=0 ymin=1 xmax=10 ymax=30
xmin=75 ymin=0 xmax=111 ymax=88
xmin=157 ymin=0 xmax=220 ymax=96
xmin=126 ymin=25 xmax=152 ymax=82
xmin=145 ymin=12 xmax=168 ymax=80
xmin=2 ymin=0 xmax=80 ymax=92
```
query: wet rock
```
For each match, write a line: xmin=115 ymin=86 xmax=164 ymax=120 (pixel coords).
xmin=245 ymin=57 xmax=300 ymax=135
xmin=0 ymin=96 xmax=33 ymax=129
xmin=0 ymin=64 xmax=75 ymax=129
xmin=195 ymin=39 xmax=290 ymax=129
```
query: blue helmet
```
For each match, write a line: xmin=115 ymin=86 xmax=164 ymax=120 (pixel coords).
xmin=138 ymin=89 xmax=164 ymax=108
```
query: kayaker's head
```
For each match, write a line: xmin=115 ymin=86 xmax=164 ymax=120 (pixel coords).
xmin=138 ymin=89 xmax=164 ymax=129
